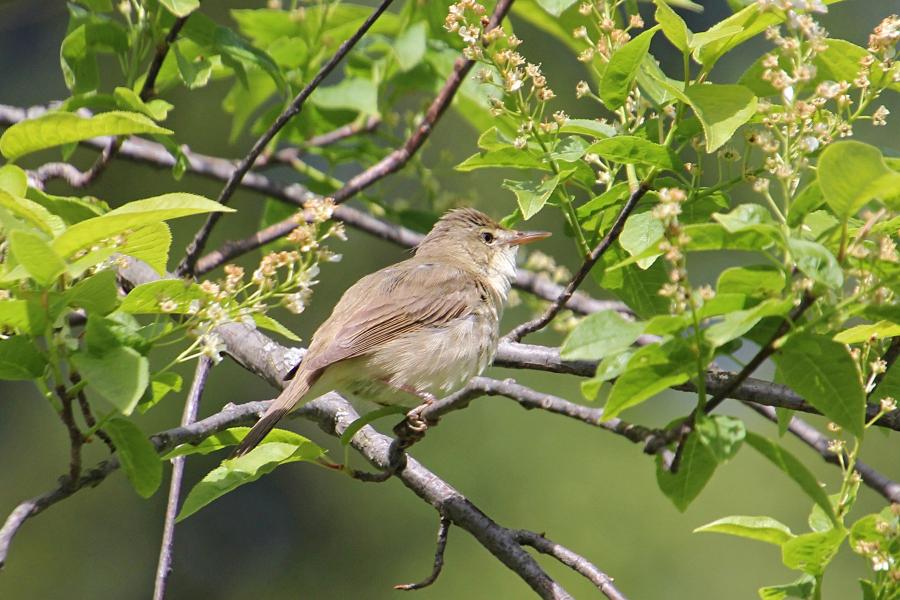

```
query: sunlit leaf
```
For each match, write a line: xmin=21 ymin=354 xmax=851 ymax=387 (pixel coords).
xmin=104 ymin=417 xmax=162 ymax=498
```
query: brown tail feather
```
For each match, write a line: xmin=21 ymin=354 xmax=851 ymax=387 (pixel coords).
xmin=231 ymin=371 xmax=312 ymax=458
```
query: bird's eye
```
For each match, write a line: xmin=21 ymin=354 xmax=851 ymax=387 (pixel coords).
xmin=480 ymin=231 xmax=495 ymax=244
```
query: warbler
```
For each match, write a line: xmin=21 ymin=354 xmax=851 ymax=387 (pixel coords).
xmin=233 ymin=208 xmax=550 ymax=457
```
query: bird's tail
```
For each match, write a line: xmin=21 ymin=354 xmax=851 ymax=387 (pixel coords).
xmin=231 ymin=371 xmax=312 ymax=458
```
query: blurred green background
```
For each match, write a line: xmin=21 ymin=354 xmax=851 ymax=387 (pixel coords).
xmin=0 ymin=1 xmax=897 ymax=598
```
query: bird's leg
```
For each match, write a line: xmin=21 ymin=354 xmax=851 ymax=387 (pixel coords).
xmin=381 ymin=382 xmax=438 ymax=449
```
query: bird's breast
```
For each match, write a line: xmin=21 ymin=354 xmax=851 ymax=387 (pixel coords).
xmin=356 ymin=311 xmax=499 ymax=406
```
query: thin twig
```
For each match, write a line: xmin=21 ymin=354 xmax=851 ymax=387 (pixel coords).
xmin=153 ymin=356 xmax=212 ymax=600
xmin=188 ymin=0 xmax=515 ymax=273
xmin=258 ymin=115 xmax=382 ymax=167
xmin=56 ymin=386 xmax=83 ymax=487
xmin=394 ymin=516 xmax=451 ymax=591
xmin=71 ymin=373 xmax=115 ymax=452
xmin=514 ymin=530 xmax=627 ymax=600
xmin=747 ymin=403 xmax=900 ymax=503
xmin=504 ymin=182 xmax=651 ymax=342
xmin=176 ymin=0 xmax=397 ymax=276
xmin=140 ymin=16 xmax=190 ymax=101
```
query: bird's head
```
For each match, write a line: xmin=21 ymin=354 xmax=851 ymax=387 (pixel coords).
xmin=416 ymin=208 xmax=550 ymax=281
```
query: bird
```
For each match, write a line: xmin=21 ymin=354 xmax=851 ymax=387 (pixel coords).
xmin=232 ymin=208 xmax=550 ymax=457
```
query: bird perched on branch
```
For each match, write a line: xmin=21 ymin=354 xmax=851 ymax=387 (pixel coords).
xmin=233 ymin=208 xmax=550 ymax=457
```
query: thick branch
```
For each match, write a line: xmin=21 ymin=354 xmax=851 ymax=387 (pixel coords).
xmin=177 ymin=0 xmax=396 ymax=276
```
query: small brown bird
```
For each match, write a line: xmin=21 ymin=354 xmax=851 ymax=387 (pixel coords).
xmin=233 ymin=208 xmax=550 ymax=457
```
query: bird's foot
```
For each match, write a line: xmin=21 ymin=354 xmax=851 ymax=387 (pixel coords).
xmin=393 ymin=395 xmax=436 ymax=449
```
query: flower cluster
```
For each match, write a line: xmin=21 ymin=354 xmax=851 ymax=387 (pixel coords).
xmin=157 ymin=198 xmax=343 ymax=364
xmin=750 ymin=7 xmax=896 ymax=209
xmin=651 ymin=188 xmax=705 ymax=314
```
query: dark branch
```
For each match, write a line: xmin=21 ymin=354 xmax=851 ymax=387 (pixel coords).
xmin=258 ymin=115 xmax=382 ymax=167
xmin=153 ymin=356 xmax=212 ymax=600
xmin=514 ymin=530 xmax=628 ymax=600
xmin=394 ymin=516 xmax=451 ymax=591
xmin=177 ymin=0 xmax=396 ymax=276
xmin=505 ymin=182 xmax=651 ymax=342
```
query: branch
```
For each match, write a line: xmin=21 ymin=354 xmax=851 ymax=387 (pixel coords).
xmin=153 ymin=356 xmax=212 ymax=600
xmin=177 ymin=0 xmax=396 ymax=276
xmin=505 ymin=182 xmax=651 ymax=342
xmin=0 ymin=103 xmax=634 ymax=320
xmin=492 ymin=342 xmax=900 ymax=432
xmin=747 ymin=403 xmax=900 ymax=504
xmin=258 ymin=115 xmax=382 ymax=166
xmin=514 ymin=530 xmax=627 ymax=600
xmin=393 ymin=516 xmax=450 ymax=591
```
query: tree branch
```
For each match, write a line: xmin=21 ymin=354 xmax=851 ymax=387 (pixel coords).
xmin=257 ymin=115 xmax=382 ymax=167
xmin=505 ymin=182 xmax=651 ymax=342
xmin=0 ymin=103 xmax=634 ymax=320
xmin=514 ymin=530 xmax=627 ymax=600
xmin=177 ymin=0 xmax=396 ymax=276
xmin=393 ymin=515 xmax=450 ymax=591
xmin=153 ymin=356 xmax=212 ymax=600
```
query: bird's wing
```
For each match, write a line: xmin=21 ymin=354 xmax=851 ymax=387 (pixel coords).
xmin=302 ymin=261 xmax=482 ymax=373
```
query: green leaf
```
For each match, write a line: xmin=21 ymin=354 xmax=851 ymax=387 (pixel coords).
xmin=121 ymin=279 xmax=206 ymax=314
xmin=774 ymin=333 xmax=865 ymax=437
xmin=604 ymin=340 xmax=693 ymax=420
xmin=117 ymin=222 xmax=172 ymax=274
xmin=67 ymin=270 xmax=119 ymax=315
xmin=871 ymin=359 xmax=900 ymax=406
xmin=608 ymin=261 xmax=671 ymax=318
xmin=656 ymin=433 xmax=718 ymax=511
xmin=561 ymin=310 xmax=644 ymax=360
xmin=788 ymin=239 xmax=842 ymax=289
xmin=682 ymin=84 xmax=757 ymax=153
xmin=139 ymin=371 xmax=183 ymax=413
xmin=173 ymin=43 xmax=213 ymax=90
xmin=26 ymin=188 xmax=107 ymax=224
xmin=745 ymin=432 xmax=838 ymax=526
xmin=159 ymin=0 xmax=200 ymax=17
xmin=59 ymin=20 xmax=128 ymax=94
xmin=818 ymin=141 xmax=900 ymax=217
xmin=704 ymin=298 xmax=792 ymax=348
xmin=787 ymin=182 xmax=824 ymax=227
xmin=177 ymin=439 xmax=325 ymax=521
xmin=833 ymin=321 xmax=900 ymax=345
xmin=694 ymin=515 xmax=795 ymax=545
xmin=0 ymin=165 xmax=27 ymax=196
xmin=502 ymin=175 xmax=560 ymax=220
xmin=104 ymin=417 xmax=162 ymax=498
xmin=310 ymin=77 xmax=378 ymax=116
xmin=654 ymin=0 xmax=691 ymax=53
xmin=163 ymin=427 xmax=313 ymax=459
xmin=717 ymin=265 xmax=785 ymax=297
xmin=253 ymin=314 xmax=301 ymax=342
xmin=113 ymin=87 xmax=173 ymax=121
xmin=535 ymin=0 xmax=579 ymax=16
xmin=8 ymin=230 xmax=66 ymax=286
xmin=600 ymin=26 xmax=659 ymax=110
xmin=52 ymin=193 xmax=232 ymax=259
xmin=456 ymin=147 xmax=549 ymax=172
xmin=695 ymin=414 xmax=745 ymax=462
xmin=0 ymin=299 xmax=43 ymax=335
xmin=586 ymin=136 xmax=681 ymax=170
xmin=0 ymin=111 xmax=172 ymax=161
xmin=712 ymin=203 xmax=777 ymax=234
xmin=71 ymin=346 xmax=149 ymax=415
xmin=620 ymin=211 xmax=664 ymax=269
xmin=0 ymin=191 xmax=67 ymax=237
xmin=0 ymin=336 xmax=46 ymax=380
xmin=394 ymin=21 xmax=426 ymax=71
xmin=559 ymin=119 xmax=617 ymax=139
xmin=781 ymin=529 xmax=846 ymax=575
xmin=758 ymin=575 xmax=816 ymax=600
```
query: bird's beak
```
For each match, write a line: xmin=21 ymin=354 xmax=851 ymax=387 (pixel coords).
xmin=506 ymin=230 xmax=552 ymax=246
